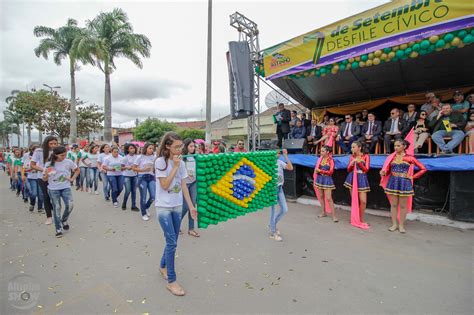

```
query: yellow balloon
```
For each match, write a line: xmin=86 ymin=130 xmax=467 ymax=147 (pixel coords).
xmin=333 ymin=65 xmax=339 ymax=71
xmin=355 ymin=56 xmax=361 ymax=61
xmin=409 ymin=51 xmax=419 ymax=58
xmin=458 ymin=42 xmax=465 ymax=48
xmin=444 ymin=43 xmax=451 ymax=50
xmin=380 ymin=53 xmax=388 ymax=60
xmin=346 ymin=63 xmax=352 ymax=70
xmin=451 ymin=37 xmax=461 ymax=46
xmin=400 ymin=43 xmax=408 ymax=50
xmin=388 ymin=51 xmax=396 ymax=59
xmin=373 ymin=58 xmax=381 ymax=65
xmin=359 ymin=61 xmax=366 ymax=67
xmin=392 ymin=46 xmax=399 ymax=51
xmin=321 ymin=73 xmax=327 ymax=77
xmin=331 ymin=68 xmax=338 ymax=74
xmin=374 ymin=50 xmax=382 ymax=57
xmin=429 ymin=35 xmax=439 ymax=44
xmin=368 ymin=53 xmax=374 ymax=59
xmin=348 ymin=57 xmax=355 ymax=63
xmin=408 ymin=41 xmax=416 ymax=47
xmin=365 ymin=59 xmax=373 ymax=66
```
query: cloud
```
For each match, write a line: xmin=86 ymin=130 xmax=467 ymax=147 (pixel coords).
xmin=111 ymin=77 xmax=190 ymax=102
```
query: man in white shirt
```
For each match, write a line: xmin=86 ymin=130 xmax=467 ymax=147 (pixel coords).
xmin=383 ymin=108 xmax=407 ymax=153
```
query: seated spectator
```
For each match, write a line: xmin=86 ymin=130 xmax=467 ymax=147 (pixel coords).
xmin=315 ymin=118 xmax=339 ymax=147
xmin=233 ymin=139 xmax=247 ymax=152
xmin=421 ymin=92 xmax=435 ymax=114
xmin=413 ymin=110 xmax=430 ymax=153
xmin=358 ymin=112 xmax=382 ymax=153
xmin=451 ymin=91 xmax=470 ymax=120
xmin=307 ymin=119 xmax=322 ymax=142
xmin=300 ymin=113 xmax=312 ymax=132
xmin=430 ymin=103 xmax=466 ymax=154
xmin=336 ymin=114 xmax=360 ymax=154
xmin=465 ymin=112 xmax=474 ymax=154
xmin=403 ymin=104 xmax=417 ymax=124
xmin=427 ymin=96 xmax=442 ymax=121
xmin=383 ymin=108 xmax=407 ymax=153
xmin=289 ymin=110 xmax=298 ymax=133
xmin=361 ymin=109 xmax=369 ymax=122
xmin=467 ymin=94 xmax=474 ymax=112
xmin=354 ymin=112 xmax=364 ymax=126
xmin=318 ymin=114 xmax=329 ymax=128
xmin=290 ymin=119 xmax=307 ymax=139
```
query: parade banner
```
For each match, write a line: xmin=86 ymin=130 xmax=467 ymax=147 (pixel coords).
xmin=195 ymin=151 xmax=278 ymax=228
xmin=263 ymin=0 xmax=474 ymax=79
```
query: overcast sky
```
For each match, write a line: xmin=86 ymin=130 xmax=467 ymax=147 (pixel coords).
xmin=0 ymin=0 xmax=388 ymax=129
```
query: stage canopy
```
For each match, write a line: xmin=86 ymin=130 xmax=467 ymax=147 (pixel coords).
xmin=260 ymin=0 xmax=474 ymax=110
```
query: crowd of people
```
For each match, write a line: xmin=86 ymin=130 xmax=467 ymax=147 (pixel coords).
xmin=274 ymin=91 xmax=474 ymax=154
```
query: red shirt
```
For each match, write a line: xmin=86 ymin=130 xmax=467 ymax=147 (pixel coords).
xmin=233 ymin=147 xmax=247 ymax=153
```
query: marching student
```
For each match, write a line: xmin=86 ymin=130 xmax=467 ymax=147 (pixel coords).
xmin=344 ymin=141 xmax=370 ymax=229
xmin=102 ymin=146 xmax=125 ymax=208
xmin=122 ymin=143 xmax=139 ymax=211
xmin=313 ymin=145 xmax=337 ymax=222
xmin=22 ymin=144 xmax=44 ymax=212
xmin=180 ymin=138 xmax=199 ymax=237
xmin=82 ymin=145 xmax=100 ymax=195
xmin=269 ymin=149 xmax=293 ymax=242
xmin=42 ymin=146 xmax=80 ymax=238
xmin=133 ymin=143 xmax=156 ymax=221
xmin=31 ymin=136 xmax=59 ymax=224
xmin=97 ymin=144 xmax=111 ymax=201
xmin=155 ymin=132 xmax=196 ymax=296
xmin=12 ymin=148 xmax=24 ymax=197
xmin=77 ymin=144 xmax=90 ymax=192
xmin=67 ymin=144 xmax=81 ymax=190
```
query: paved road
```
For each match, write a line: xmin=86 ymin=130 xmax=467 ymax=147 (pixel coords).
xmin=1 ymin=176 xmax=473 ymax=314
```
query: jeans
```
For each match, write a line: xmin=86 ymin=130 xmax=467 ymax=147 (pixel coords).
xmin=49 ymin=188 xmax=73 ymax=232
xmin=15 ymin=172 xmax=22 ymax=195
xmin=157 ymin=206 xmax=182 ymax=283
xmin=431 ymin=130 xmax=465 ymax=152
xmin=269 ymin=185 xmax=288 ymax=234
xmin=87 ymin=167 xmax=99 ymax=191
xmin=27 ymin=178 xmax=44 ymax=209
xmin=107 ymin=175 xmax=124 ymax=203
xmin=100 ymin=171 xmax=110 ymax=200
xmin=181 ymin=181 xmax=196 ymax=230
xmin=38 ymin=179 xmax=53 ymax=218
xmin=138 ymin=174 xmax=156 ymax=216
xmin=337 ymin=135 xmax=358 ymax=153
xmin=79 ymin=167 xmax=88 ymax=188
xmin=123 ymin=176 xmax=138 ymax=208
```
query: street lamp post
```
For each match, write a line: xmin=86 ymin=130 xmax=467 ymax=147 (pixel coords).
xmin=43 ymin=84 xmax=61 ymax=141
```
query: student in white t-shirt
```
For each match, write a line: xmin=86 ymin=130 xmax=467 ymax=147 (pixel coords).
xmin=42 ymin=146 xmax=80 ymax=238
xmin=269 ymin=149 xmax=293 ymax=242
xmin=21 ymin=144 xmax=44 ymax=212
xmin=155 ymin=132 xmax=196 ymax=297
xmin=97 ymin=144 xmax=111 ymax=201
xmin=77 ymin=144 xmax=90 ymax=192
xmin=133 ymin=143 xmax=156 ymax=221
xmin=122 ymin=143 xmax=139 ymax=211
xmin=82 ymin=145 xmax=100 ymax=194
xmin=102 ymin=146 xmax=125 ymax=208
xmin=180 ymin=138 xmax=199 ymax=237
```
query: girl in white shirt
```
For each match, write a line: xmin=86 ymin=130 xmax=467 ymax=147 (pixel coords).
xmin=97 ymin=144 xmax=111 ymax=201
xmin=133 ymin=143 xmax=156 ymax=221
xmin=121 ymin=143 xmax=139 ymax=211
xmin=180 ymin=138 xmax=199 ymax=237
xmin=155 ymin=132 xmax=196 ymax=296
xmin=102 ymin=147 xmax=125 ymax=208
xmin=83 ymin=145 xmax=100 ymax=194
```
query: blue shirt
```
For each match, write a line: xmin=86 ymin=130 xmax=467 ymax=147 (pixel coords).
xmin=451 ymin=101 xmax=469 ymax=120
xmin=291 ymin=126 xmax=306 ymax=139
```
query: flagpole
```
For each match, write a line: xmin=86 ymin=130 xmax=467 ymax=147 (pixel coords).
xmin=205 ymin=0 xmax=212 ymax=144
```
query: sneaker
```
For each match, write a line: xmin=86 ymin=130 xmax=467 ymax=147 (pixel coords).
xmin=45 ymin=217 xmax=53 ymax=225
xmin=38 ymin=208 xmax=44 ymax=214
xmin=113 ymin=202 xmax=119 ymax=208
xmin=105 ymin=198 xmax=110 ymax=202
xmin=146 ymin=210 xmax=150 ymax=217
xmin=142 ymin=215 xmax=149 ymax=221
xmin=62 ymin=222 xmax=70 ymax=230
xmin=121 ymin=204 xmax=126 ymax=210
xmin=131 ymin=207 xmax=140 ymax=212
xmin=95 ymin=191 xmax=99 ymax=195
xmin=55 ymin=230 xmax=63 ymax=238
xmin=29 ymin=205 xmax=34 ymax=212
xmin=23 ymin=198 xmax=28 ymax=203
xmin=270 ymin=234 xmax=283 ymax=242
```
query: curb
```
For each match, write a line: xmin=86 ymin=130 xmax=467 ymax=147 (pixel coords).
xmin=296 ymin=196 xmax=474 ymax=231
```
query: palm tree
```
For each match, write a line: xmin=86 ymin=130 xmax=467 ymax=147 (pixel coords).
xmin=0 ymin=120 xmax=15 ymax=147
xmin=34 ymin=18 xmax=86 ymax=144
xmin=3 ymin=109 xmax=22 ymax=146
xmin=74 ymin=8 xmax=151 ymax=142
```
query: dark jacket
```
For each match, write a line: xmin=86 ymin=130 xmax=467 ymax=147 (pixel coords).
xmin=291 ymin=126 xmax=307 ymax=139
xmin=360 ymin=120 xmax=382 ymax=137
xmin=338 ymin=121 xmax=360 ymax=138
xmin=383 ymin=118 xmax=408 ymax=135
xmin=429 ymin=112 xmax=466 ymax=133
xmin=307 ymin=124 xmax=322 ymax=138
xmin=275 ymin=109 xmax=291 ymax=134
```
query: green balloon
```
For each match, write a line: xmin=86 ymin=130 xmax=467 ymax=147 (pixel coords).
xmin=412 ymin=43 xmax=421 ymax=52
xmin=420 ymin=40 xmax=430 ymax=49
xmin=361 ymin=54 xmax=368 ymax=61
xmin=443 ymin=33 xmax=454 ymax=43
xmin=342 ymin=59 xmax=349 ymax=65
xmin=435 ymin=39 xmax=446 ymax=49
xmin=405 ymin=48 xmax=412 ymax=55
xmin=383 ymin=47 xmax=392 ymax=53
xmin=419 ymin=49 xmax=428 ymax=55
xmin=351 ymin=61 xmax=359 ymax=69
xmin=320 ymin=68 xmax=327 ymax=74
xmin=457 ymin=30 xmax=467 ymax=39
xmin=339 ymin=64 xmax=346 ymax=70
xmin=463 ymin=34 xmax=473 ymax=45
xmin=471 ymin=29 xmax=474 ymax=36
xmin=395 ymin=50 xmax=404 ymax=58
xmin=428 ymin=45 xmax=435 ymax=53
xmin=316 ymin=71 xmax=321 ymax=77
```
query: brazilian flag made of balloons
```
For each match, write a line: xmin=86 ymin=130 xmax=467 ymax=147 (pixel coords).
xmin=195 ymin=151 xmax=278 ymax=228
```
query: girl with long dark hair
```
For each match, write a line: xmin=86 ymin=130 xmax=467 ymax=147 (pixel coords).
xmin=155 ymin=132 xmax=196 ymax=296
xmin=133 ymin=143 xmax=156 ymax=221
xmin=31 ymin=136 xmax=58 ymax=225
xmin=22 ymin=144 xmax=43 ymax=212
xmin=42 ymin=146 xmax=80 ymax=238
xmin=180 ymin=139 xmax=199 ymax=237
xmin=77 ymin=144 xmax=90 ymax=192
xmin=97 ymin=144 xmax=111 ymax=201
xmin=313 ymin=145 xmax=337 ymax=222
xmin=102 ymin=147 xmax=125 ymax=208
xmin=122 ymin=143 xmax=139 ymax=211
xmin=83 ymin=145 xmax=100 ymax=194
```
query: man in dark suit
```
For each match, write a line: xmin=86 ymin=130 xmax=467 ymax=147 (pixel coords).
xmin=300 ymin=113 xmax=312 ymax=134
xmin=274 ymin=103 xmax=291 ymax=148
xmin=383 ymin=108 xmax=408 ymax=153
xmin=358 ymin=112 xmax=382 ymax=153
xmin=336 ymin=114 xmax=360 ymax=153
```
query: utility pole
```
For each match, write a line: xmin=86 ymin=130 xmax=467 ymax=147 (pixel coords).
xmin=205 ymin=0 xmax=212 ymax=143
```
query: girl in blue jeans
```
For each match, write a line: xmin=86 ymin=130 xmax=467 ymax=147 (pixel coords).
xmin=102 ymin=147 xmax=125 ymax=208
xmin=180 ymin=138 xmax=199 ymax=237
xmin=122 ymin=143 xmax=139 ymax=211
xmin=133 ymin=143 xmax=156 ymax=221
xmin=84 ymin=145 xmax=99 ymax=194
xmin=22 ymin=144 xmax=44 ymax=212
xmin=269 ymin=149 xmax=293 ymax=242
xmin=42 ymin=146 xmax=80 ymax=238
xmin=97 ymin=144 xmax=111 ymax=201
xmin=156 ymin=132 xmax=196 ymax=296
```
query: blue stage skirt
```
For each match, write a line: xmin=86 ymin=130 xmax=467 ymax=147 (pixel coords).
xmin=344 ymin=172 xmax=371 ymax=192
xmin=384 ymin=175 xmax=414 ymax=196
xmin=315 ymin=175 xmax=335 ymax=190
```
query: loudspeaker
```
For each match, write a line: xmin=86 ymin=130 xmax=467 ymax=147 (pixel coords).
xmin=449 ymin=171 xmax=474 ymax=222
xmin=282 ymin=167 xmax=303 ymax=199
xmin=283 ymin=139 xmax=305 ymax=153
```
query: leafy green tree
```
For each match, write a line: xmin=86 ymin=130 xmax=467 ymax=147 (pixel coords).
xmin=178 ymin=128 xmax=205 ymax=141
xmin=74 ymin=8 xmax=151 ymax=142
xmin=34 ymin=18 xmax=87 ymax=143
xmin=77 ymin=102 xmax=104 ymax=138
xmin=0 ymin=120 xmax=16 ymax=147
xmin=3 ymin=109 xmax=22 ymax=146
xmin=133 ymin=118 xmax=176 ymax=144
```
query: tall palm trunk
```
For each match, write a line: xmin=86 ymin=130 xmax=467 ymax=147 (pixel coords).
xmin=38 ymin=130 xmax=43 ymax=143
xmin=27 ymin=124 xmax=32 ymax=146
xmin=69 ymin=58 xmax=77 ymax=144
xmin=103 ymin=62 xmax=112 ymax=142
xmin=16 ymin=124 xmax=20 ymax=147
